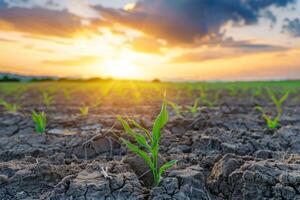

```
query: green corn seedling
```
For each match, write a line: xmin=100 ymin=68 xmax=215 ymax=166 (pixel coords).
xmin=0 ymin=99 xmax=20 ymax=113
xmin=187 ymin=98 xmax=199 ymax=116
xmin=253 ymin=88 xmax=262 ymax=98
xmin=202 ymin=91 xmax=219 ymax=108
xmin=32 ymin=111 xmax=46 ymax=133
xmin=42 ymin=92 xmax=54 ymax=107
xmin=199 ymin=87 xmax=219 ymax=108
xmin=79 ymin=106 xmax=89 ymax=116
xmin=91 ymin=96 xmax=102 ymax=108
xmin=256 ymin=89 xmax=289 ymax=129
xmin=167 ymin=101 xmax=182 ymax=116
xmin=267 ymin=89 xmax=289 ymax=112
xmin=62 ymin=90 xmax=72 ymax=101
xmin=117 ymin=98 xmax=177 ymax=186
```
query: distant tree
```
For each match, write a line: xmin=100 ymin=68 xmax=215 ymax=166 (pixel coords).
xmin=0 ymin=75 xmax=20 ymax=82
xmin=152 ymin=78 xmax=161 ymax=83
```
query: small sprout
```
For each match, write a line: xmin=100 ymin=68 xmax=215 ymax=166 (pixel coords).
xmin=267 ymin=89 xmax=289 ymax=113
xmin=117 ymin=97 xmax=177 ymax=186
xmin=200 ymin=90 xmax=219 ymax=108
xmin=79 ymin=106 xmax=89 ymax=116
xmin=0 ymin=99 xmax=20 ymax=113
xmin=62 ymin=90 xmax=72 ymax=101
xmin=92 ymin=97 xmax=102 ymax=108
xmin=167 ymin=101 xmax=182 ymax=116
xmin=32 ymin=111 xmax=46 ymax=134
xmin=186 ymin=98 xmax=199 ymax=116
xmin=253 ymin=88 xmax=262 ymax=98
xmin=42 ymin=92 xmax=54 ymax=107
xmin=255 ymin=106 xmax=279 ymax=129
xmin=256 ymin=89 xmax=289 ymax=129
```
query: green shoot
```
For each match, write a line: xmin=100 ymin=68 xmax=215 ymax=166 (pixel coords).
xmin=32 ymin=111 xmax=46 ymax=134
xmin=167 ymin=101 xmax=182 ymax=116
xmin=201 ymin=91 xmax=219 ymax=108
xmin=199 ymin=87 xmax=219 ymax=108
xmin=255 ymin=106 xmax=280 ymax=129
xmin=91 ymin=96 xmax=102 ymax=108
xmin=79 ymin=106 xmax=89 ymax=116
xmin=42 ymin=92 xmax=54 ymax=107
xmin=267 ymin=89 xmax=289 ymax=114
xmin=62 ymin=90 xmax=72 ymax=101
xmin=256 ymin=89 xmax=289 ymax=129
xmin=252 ymin=88 xmax=262 ymax=98
xmin=0 ymin=99 xmax=20 ymax=113
xmin=186 ymin=98 xmax=199 ymax=116
xmin=117 ymin=98 xmax=177 ymax=186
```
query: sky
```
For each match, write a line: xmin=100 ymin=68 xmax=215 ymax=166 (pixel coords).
xmin=0 ymin=0 xmax=300 ymax=81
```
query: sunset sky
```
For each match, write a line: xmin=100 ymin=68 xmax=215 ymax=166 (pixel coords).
xmin=0 ymin=0 xmax=300 ymax=81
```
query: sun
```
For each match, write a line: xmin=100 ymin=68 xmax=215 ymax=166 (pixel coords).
xmin=103 ymin=59 xmax=141 ymax=79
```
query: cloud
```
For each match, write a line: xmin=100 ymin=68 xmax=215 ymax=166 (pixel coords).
xmin=43 ymin=56 xmax=100 ymax=66
xmin=128 ymin=37 xmax=163 ymax=54
xmin=169 ymin=41 xmax=289 ymax=63
xmin=282 ymin=18 xmax=300 ymax=37
xmin=96 ymin=0 xmax=296 ymax=45
xmin=0 ymin=38 xmax=17 ymax=43
xmin=2 ymin=0 xmax=100 ymax=18
xmin=23 ymin=44 xmax=55 ymax=54
xmin=0 ymin=6 xmax=102 ymax=38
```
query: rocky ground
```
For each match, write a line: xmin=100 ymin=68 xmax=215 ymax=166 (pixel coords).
xmin=0 ymin=82 xmax=299 ymax=200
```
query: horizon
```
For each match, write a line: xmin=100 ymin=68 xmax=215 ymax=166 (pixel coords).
xmin=1 ymin=71 xmax=300 ymax=83
xmin=0 ymin=0 xmax=300 ymax=80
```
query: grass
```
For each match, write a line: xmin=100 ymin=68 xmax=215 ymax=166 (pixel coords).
xmin=117 ymin=97 xmax=177 ymax=186
xmin=32 ymin=110 xmax=47 ymax=133
xmin=256 ymin=89 xmax=289 ymax=129
xmin=0 ymin=99 xmax=20 ymax=113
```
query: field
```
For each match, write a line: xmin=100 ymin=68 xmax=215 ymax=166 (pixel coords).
xmin=0 ymin=80 xmax=300 ymax=200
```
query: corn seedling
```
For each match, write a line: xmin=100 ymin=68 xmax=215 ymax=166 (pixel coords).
xmin=32 ymin=111 xmax=46 ymax=133
xmin=256 ymin=89 xmax=289 ymax=129
xmin=252 ymin=88 xmax=262 ymax=98
xmin=200 ymin=90 xmax=219 ymax=108
xmin=79 ymin=106 xmax=89 ymax=116
xmin=42 ymin=92 xmax=54 ymax=107
xmin=92 ymin=99 xmax=102 ymax=108
xmin=167 ymin=101 xmax=182 ymax=116
xmin=117 ymin=98 xmax=177 ymax=186
xmin=0 ymin=99 xmax=20 ymax=113
xmin=62 ymin=90 xmax=72 ymax=101
xmin=186 ymin=98 xmax=199 ymax=116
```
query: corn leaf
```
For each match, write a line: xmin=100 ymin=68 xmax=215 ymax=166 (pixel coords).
xmin=117 ymin=116 xmax=151 ymax=150
xmin=129 ymin=118 xmax=152 ymax=142
xmin=152 ymin=99 xmax=169 ymax=143
xmin=121 ymin=138 xmax=154 ymax=170
xmin=279 ymin=91 xmax=289 ymax=106
xmin=158 ymin=160 xmax=177 ymax=178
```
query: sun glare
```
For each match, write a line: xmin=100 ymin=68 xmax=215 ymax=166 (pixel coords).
xmin=103 ymin=59 xmax=141 ymax=79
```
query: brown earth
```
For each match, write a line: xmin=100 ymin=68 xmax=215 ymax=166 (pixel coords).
xmin=0 ymin=83 xmax=300 ymax=200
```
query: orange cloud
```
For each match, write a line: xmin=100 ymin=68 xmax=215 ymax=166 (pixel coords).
xmin=43 ymin=56 xmax=100 ymax=66
xmin=129 ymin=37 xmax=163 ymax=54
xmin=0 ymin=7 xmax=101 ymax=38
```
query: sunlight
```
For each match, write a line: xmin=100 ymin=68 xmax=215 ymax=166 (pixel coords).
xmin=103 ymin=59 xmax=141 ymax=79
